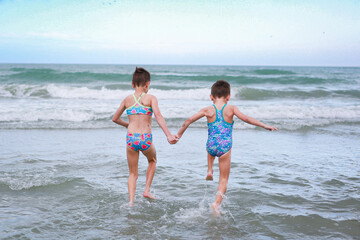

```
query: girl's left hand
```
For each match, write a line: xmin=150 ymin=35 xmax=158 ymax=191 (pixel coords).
xmin=264 ymin=125 xmax=278 ymax=131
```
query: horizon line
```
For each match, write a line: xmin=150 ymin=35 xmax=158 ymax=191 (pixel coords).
xmin=0 ymin=62 xmax=359 ymax=68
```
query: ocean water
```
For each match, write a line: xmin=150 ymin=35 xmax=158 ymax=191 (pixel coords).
xmin=0 ymin=64 xmax=359 ymax=239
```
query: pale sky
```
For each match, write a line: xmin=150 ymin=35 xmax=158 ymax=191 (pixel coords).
xmin=0 ymin=0 xmax=359 ymax=66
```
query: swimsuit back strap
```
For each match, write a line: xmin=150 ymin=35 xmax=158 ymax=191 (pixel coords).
xmin=137 ymin=93 xmax=145 ymax=102
xmin=212 ymin=104 xmax=220 ymax=122
xmin=220 ymin=104 xmax=227 ymax=122
xmin=132 ymin=94 xmax=138 ymax=103
xmin=212 ymin=104 xmax=218 ymax=113
xmin=138 ymin=92 xmax=145 ymax=100
xmin=133 ymin=93 xmax=145 ymax=104
xmin=213 ymin=104 xmax=227 ymax=113
xmin=220 ymin=104 xmax=227 ymax=112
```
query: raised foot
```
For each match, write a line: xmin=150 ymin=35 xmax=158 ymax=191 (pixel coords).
xmin=143 ymin=191 xmax=155 ymax=199
xmin=206 ymin=170 xmax=213 ymax=181
xmin=211 ymin=202 xmax=220 ymax=215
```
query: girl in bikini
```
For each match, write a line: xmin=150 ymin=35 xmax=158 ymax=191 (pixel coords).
xmin=177 ymin=80 xmax=277 ymax=214
xmin=112 ymin=67 xmax=177 ymax=206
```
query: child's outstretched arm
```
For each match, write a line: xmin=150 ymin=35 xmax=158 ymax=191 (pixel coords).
xmin=177 ymin=108 xmax=207 ymax=139
xmin=234 ymin=106 xmax=277 ymax=131
xmin=151 ymin=96 xmax=177 ymax=144
xmin=112 ymin=100 xmax=129 ymax=128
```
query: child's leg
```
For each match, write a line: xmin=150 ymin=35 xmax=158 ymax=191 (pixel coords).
xmin=206 ymin=153 xmax=215 ymax=180
xmin=141 ymin=144 xmax=157 ymax=199
xmin=127 ymin=147 xmax=140 ymax=205
xmin=212 ymin=150 xmax=231 ymax=214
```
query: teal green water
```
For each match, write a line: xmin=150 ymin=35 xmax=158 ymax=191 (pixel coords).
xmin=1 ymin=64 xmax=359 ymax=131
xmin=0 ymin=64 xmax=359 ymax=239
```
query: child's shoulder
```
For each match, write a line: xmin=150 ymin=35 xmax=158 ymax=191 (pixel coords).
xmin=203 ymin=105 xmax=215 ymax=111
xmin=145 ymin=93 xmax=156 ymax=98
xmin=201 ymin=105 xmax=217 ymax=116
xmin=226 ymin=104 xmax=237 ymax=111
xmin=226 ymin=104 xmax=237 ymax=109
xmin=124 ymin=94 xmax=134 ymax=101
xmin=122 ymin=94 xmax=134 ymax=107
xmin=143 ymin=94 xmax=157 ymax=103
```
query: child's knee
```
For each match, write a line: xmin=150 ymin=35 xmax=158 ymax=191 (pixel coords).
xmin=148 ymin=156 xmax=157 ymax=163
xmin=129 ymin=172 xmax=138 ymax=179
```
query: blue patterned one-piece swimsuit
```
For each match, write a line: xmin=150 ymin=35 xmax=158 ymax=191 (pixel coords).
xmin=206 ymin=104 xmax=234 ymax=157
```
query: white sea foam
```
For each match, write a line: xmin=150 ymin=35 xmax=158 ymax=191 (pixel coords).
xmin=0 ymin=84 xmax=212 ymax=100
xmin=240 ymin=105 xmax=360 ymax=120
xmin=0 ymin=171 xmax=74 ymax=191
xmin=2 ymin=84 xmax=359 ymax=101
xmin=0 ymin=100 xmax=359 ymax=130
xmin=46 ymin=84 xmax=133 ymax=100
xmin=150 ymin=88 xmax=211 ymax=100
xmin=0 ymin=87 xmax=13 ymax=97
xmin=174 ymin=200 xmax=210 ymax=222
xmin=0 ymin=109 xmax=100 ymax=122
xmin=1 ymin=83 xmax=360 ymax=131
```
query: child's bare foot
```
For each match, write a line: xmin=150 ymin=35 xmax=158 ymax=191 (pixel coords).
xmin=143 ymin=191 xmax=155 ymax=199
xmin=128 ymin=201 xmax=134 ymax=207
xmin=206 ymin=170 xmax=213 ymax=181
xmin=211 ymin=202 xmax=220 ymax=215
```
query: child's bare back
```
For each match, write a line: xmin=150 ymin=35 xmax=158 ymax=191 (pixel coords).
xmin=112 ymin=67 xmax=177 ymax=206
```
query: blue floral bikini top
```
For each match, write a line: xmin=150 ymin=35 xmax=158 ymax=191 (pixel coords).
xmin=126 ymin=93 xmax=153 ymax=116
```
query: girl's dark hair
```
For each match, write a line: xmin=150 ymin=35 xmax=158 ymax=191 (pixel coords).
xmin=211 ymin=80 xmax=231 ymax=98
xmin=132 ymin=67 xmax=150 ymax=87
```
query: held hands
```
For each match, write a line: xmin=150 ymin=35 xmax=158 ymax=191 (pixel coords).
xmin=167 ymin=134 xmax=179 ymax=144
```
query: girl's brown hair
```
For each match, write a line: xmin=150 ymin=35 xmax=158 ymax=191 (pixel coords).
xmin=211 ymin=80 xmax=230 ymax=98
xmin=132 ymin=67 xmax=150 ymax=87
